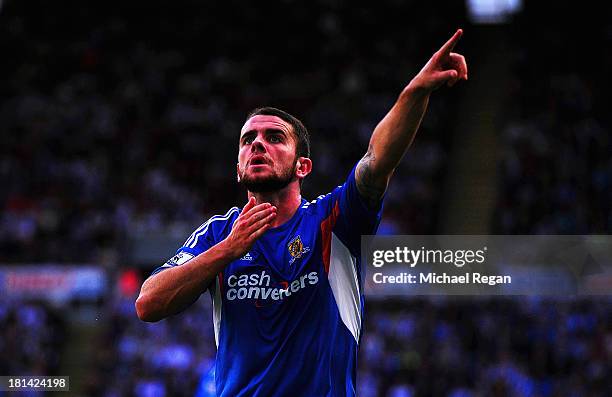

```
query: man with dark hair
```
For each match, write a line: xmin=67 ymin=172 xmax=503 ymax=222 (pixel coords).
xmin=247 ymin=107 xmax=311 ymax=158
xmin=136 ymin=29 xmax=467 ymax=396
xmin=241 ymin=107 xmax=311 ymax=190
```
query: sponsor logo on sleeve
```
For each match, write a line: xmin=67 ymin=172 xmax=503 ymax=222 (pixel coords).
xmin=165 ymin=252 xmax=195 ymax=267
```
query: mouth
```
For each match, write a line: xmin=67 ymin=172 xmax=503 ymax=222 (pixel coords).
xmin=248 ymin=155 xmax=270 ymax=167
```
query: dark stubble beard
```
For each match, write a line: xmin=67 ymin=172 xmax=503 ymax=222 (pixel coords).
xmin=239 ymin=162 xmax=297 ymax=193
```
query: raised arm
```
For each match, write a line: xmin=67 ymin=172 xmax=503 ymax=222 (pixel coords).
xmin=135 ymin=198 xmax=276 ymax=322
xmin=355 ymin=29 xmax=468 ymax=206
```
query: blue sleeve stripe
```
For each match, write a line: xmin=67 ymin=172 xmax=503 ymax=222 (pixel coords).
xmin=185 ymin=207 xmax=239 ymax=249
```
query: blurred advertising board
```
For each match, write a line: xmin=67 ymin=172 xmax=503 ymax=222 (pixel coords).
xmin=0 ymin=265 xmax=107 ymax=303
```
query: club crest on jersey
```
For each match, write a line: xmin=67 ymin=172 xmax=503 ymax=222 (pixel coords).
xmin=287 ymin=235 xmax=310 ymax=265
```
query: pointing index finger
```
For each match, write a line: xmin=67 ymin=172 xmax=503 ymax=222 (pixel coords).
xmin=438 ymin=29 xmax=463 ymax=56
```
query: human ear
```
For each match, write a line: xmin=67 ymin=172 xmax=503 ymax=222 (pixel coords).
xmin=296 ymin=157 xmax=312 ymax=178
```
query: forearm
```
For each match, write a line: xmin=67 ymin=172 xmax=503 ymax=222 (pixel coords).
xmin=355 ymin=84 xmax=431 ymax=204
xmin=135 ymin=240 xmax=238 ymax=322
xmin=369 ymin=83 xmax=431 ymax=175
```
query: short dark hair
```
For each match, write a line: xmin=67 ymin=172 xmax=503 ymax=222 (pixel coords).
xmin=246 ymin=107 xmax=310 ymax=158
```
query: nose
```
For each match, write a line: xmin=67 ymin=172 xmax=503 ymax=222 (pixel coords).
xmin=250 ymin=135 xmax=266 ymax=153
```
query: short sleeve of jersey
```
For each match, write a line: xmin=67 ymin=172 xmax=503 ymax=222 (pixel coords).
xmin=328 ymin=163 xmax=384 ymax=257
xmin=149 ymin=207 xmax=240 ymax=277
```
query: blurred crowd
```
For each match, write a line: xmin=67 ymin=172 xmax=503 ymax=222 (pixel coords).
xmin=2 ymin=293 xmax=609 ymax=397
xmin=0 ymin=301 xmax=66 ymax=379
xmin=0 ymin=0 xmax=466 ymax=264
xmin=359 ymin=298 xmax=611 ymax=397
xmin=493 ymin=3 xmax=611 ymax=233
xmin=79 ymin=294 xmax=611 ymax=397
xmin=83 ymin=295 xmax=216 ymax=397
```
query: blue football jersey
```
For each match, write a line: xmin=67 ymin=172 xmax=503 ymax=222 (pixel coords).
xmin=152 ymin=165 xmax=383 ymax=396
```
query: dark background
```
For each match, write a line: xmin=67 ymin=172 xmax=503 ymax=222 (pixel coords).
xmin=0 ymin=1 xmax=610 ymax=396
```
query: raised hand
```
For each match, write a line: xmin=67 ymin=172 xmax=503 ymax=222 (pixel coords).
xmin=223 ymin=197 xmax=277 ymax=259
xmin=410 ymin=29 xmax=468 ymax=92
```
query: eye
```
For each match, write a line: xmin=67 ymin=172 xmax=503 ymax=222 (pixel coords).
xmin=243 ymin=136 xmax=254 ymax=145
xmin=268 ymin=135 xmax=281 ymax=143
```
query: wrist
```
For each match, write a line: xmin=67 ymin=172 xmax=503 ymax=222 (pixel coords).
xmin=216 ymin=238 xmax=242 ymax=262
xmin=401 ymin=80 xmax=432 ymax=99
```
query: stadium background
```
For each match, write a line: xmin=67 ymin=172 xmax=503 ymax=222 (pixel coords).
xmin=1 ymin=0 xmax=610 ymax=396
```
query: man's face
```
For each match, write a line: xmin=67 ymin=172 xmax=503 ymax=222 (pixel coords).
xmin=237 ymin=115 xmax=298 ymax=192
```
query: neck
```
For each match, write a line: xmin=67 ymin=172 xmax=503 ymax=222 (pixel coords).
xmin=248 ymin=181 xmax=302 ymax=228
